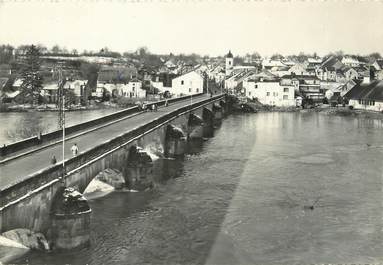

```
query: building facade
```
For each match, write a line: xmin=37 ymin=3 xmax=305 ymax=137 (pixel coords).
xmin=171 ymin=71 xmax=204 ymax=96
xmin=243 ymin=79 xmax=295 ymax=106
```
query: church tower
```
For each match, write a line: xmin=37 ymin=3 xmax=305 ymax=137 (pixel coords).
xmin=225 ymin=50 xmax=234 ymax=76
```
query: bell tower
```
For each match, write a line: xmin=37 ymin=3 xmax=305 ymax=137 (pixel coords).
xmin=225 ymin=50 xmax=234 ymax=76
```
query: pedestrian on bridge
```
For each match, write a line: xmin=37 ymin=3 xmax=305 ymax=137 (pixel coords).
xmin=51 ymin=155 xmax=57 ymax=165
xmin=71 ymin=143 xmax=79 ymax=156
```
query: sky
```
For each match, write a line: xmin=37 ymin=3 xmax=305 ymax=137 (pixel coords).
xmin=0 ymin=0 xmax=383 ymax=57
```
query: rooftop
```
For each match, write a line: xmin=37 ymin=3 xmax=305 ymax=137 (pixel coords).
xmin=226 ymin=50 xmax=233 ymax=59
xmin=344 ymin=80 xmax=383 ymax=101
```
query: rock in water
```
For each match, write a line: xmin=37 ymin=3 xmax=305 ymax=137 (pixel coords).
xmin=1 ymin=229 xmax=50 ymax=251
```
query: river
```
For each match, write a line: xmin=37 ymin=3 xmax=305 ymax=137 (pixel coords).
xmin=9 ymin=111 xmax=383 ymax=264
xmin=0 ymin=109 xmax=121 ymax=145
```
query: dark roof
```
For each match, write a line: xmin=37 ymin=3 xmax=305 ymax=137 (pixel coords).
xmin=321 ymin=56 xmax=343 ymax=69
xmin=376 ymin=59 xmax=383 ymax=69
xmin=344 ymin=80 xmax=383 ymax=101
xmin=0 ymin=77 xmax=9 ymax=89
xmin=226 ymin=50 xmax=233 ymax=58
xmin=281 ymin=74 xmax=320 ymax=80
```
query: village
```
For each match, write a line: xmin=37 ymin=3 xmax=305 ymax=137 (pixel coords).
xmin=1 ymin=44 xmax=383 ymax=112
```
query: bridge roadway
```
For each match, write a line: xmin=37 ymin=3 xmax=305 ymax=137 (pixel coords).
xmin=0 ymin=94 xmax=211 ymax=190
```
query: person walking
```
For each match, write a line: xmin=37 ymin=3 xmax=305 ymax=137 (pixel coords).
xmin=51 ymin=155 xmax=57 ymax=164
xmin=71 ymin=143 xmax=79 ymax=156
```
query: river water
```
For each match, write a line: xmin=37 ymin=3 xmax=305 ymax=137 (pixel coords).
xmin=10 ymin=112 xmax=383 ymax=264
xmin=0 ymin=109 xmax=121 ymax=145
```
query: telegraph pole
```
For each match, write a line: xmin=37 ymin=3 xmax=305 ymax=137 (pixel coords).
xmin=57 ymin=67 xmax=66 ymax=185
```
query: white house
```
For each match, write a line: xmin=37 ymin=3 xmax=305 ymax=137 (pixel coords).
xmin=119 ymin=79 xmax=146 ymax=98
xmin=64 ymin=80 xmax=87 ymax=98
xmin=171 ymin=71 xmax=204 ymax=97
xmin=96 ymin=81 xmax=146 ymax=99
xmin=341 ymin=56 xmax=361 ymax=67
xmin=243 ymin=78 xmax=295 ymax=107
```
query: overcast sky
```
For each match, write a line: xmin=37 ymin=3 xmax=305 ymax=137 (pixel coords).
xmin=0 ymin=1 xmax=382 ymax=57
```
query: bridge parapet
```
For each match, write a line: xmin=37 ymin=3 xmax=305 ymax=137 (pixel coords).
xmin=0 ymin=94 xmax=205 ymax=157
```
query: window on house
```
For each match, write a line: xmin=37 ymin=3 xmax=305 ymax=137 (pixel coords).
xmin=196 ymin=88 xmax=199 ymax=93
xmin=266 ymin=92 xmax=270 ymax=96
xmin=359 ymin=99 xmax=361 ymax=104
xmin=255 ymin=85 xmax=258 ymax=89
xmin=181 ymin=80 xmax=184 ymax=85
xmin=284 ymin=87 xmax=289 ymax=93
xmin=189 ymin=88 xmax=192 ymax=92
xmin=283 ymin=95 xmax=288 ymax=100
xmin=249 ymin=92 xmax=251 ymax=96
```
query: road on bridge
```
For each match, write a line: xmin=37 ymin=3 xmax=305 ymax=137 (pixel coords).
xmin=0 ymin=94 xmax=212 ymax=190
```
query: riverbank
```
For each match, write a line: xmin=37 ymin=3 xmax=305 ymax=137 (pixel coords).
xmin=239 ymin=101 xmax=383 ymax=119
xmin=304 ymin=105 xmax=383 ymax=120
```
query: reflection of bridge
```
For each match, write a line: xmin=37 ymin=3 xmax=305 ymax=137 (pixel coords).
xmin=0 ymin=94 xmax=229 ymax=250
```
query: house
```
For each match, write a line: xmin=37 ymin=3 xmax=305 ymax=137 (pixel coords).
xmin=262 ymin=59 xmax=287 ymax=70
xmin=341 ymin=56 xmax=361 ymax=67
xmin=171 ymin=70 xmax=204 ymax=97
xmin=371 ymin=59 xmax=383 ymax=71
xmin=0 ymin=77 xmax=10 ymax=91
xmin=41 ymin=82 xmax=59 ymax=103
xmin=243 ymin=76 xmax=295 ymax=107
xmin=281 ymin=74 xmax=323 ymax=102
xmin=95 ymin=81 xmax=146 ymax=99
xmin=224 ymin=70 xmax=254 ymax=93
xmin=307 ymin=57 xmax=322 ymax=68
xmin=0 ymin=64 xmax=12 ymax=77
xmin=317 ymin=56 xmax=344 ymax=81
xmin=288 ymin=63 xmax=310 ymax=76
xmin=119 ymin=79 xmax=146 ymax=98
xmin=345 ymin=80 xmax=383 ymax=111
xmin=64 ymin=80 xmax=88 ymax=99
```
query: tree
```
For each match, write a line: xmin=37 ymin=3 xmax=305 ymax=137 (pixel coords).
xmin=80 ymin=62 xmax=100 ymax=89
xmin=271 ymin=53 xmax=283 ymax=60
xmin=65 ymin=89 xmax=77 ymax=106
xmin=51 ymin=45 xmax=61 ymax=54
xmin=297 ymin=52 xmax=308 ymax=63
xmin=0 ymin=45 xmax=15 ymax=64
xmin=251 ymin=52 xmax=261 ymax=60
xmin=20 ymin=45 xmax=43 ymax=106
xmin=369 ymin=52 xmax=381 ymax=60
xmin=137 ymin=46 xmax=149 ymax=57
xmin=15 ymin=45 xmax=30 ymax=56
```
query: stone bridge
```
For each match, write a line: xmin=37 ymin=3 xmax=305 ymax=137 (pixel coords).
xmin=0 ymin=94 xmax=231 ymax=250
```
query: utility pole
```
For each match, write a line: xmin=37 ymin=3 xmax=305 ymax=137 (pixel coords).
xmin=57 ymin=67 xmax=66 ymax=185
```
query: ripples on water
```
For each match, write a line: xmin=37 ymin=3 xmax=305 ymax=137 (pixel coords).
xmin=12 ymin=112 xmax=383 ymax=265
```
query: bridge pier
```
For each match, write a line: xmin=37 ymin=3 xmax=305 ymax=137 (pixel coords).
xmin=220 ymin=100 xmax=228 ymax=116
xmin=124 ymin=146 xmax=153 ymax=191
xmin=213 ymin=103 xmax=223 ymax=126
xmin=187 ymin=113 xmax=204 ymax=140
xmin=202 ymin=108 xmax=214 ymax=138
xmin=50 ymin=187 xmax=91 ymax=250
xmin=165 ymin=125 xmax=186 ymax=157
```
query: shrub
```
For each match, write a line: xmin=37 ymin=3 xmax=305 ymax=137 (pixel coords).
xmin=349 ymin=105 xmax=354 ymax=110
xmin=115 ymin=96 xmax=137 ymax=108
